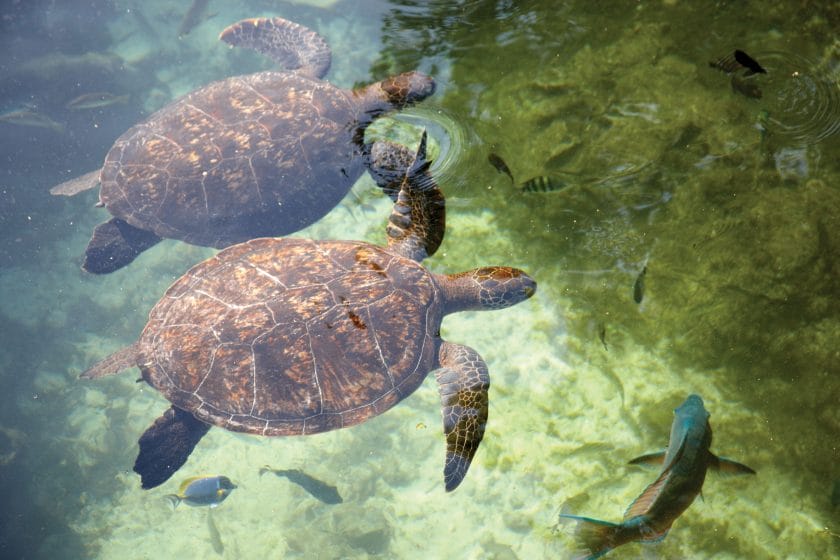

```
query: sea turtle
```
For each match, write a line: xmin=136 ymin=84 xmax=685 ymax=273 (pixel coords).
xmin=50 ymin=16 xmax=435 ymax=274
xmin=80 ymin=133 xmax=536 ymax=491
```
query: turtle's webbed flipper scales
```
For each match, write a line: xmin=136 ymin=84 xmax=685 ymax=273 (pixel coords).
xmin=219 ymin=17 xmax=331 ymax=80
xmin=133 ymin=406 xmax=211 ymax=490
xmin=82 ymin=217 xmax=161 ymax=274
xmin=79 ymin=342 xmax=141 ymax=379
xmin=435 ymin=341 xmax=489 ymax=492
xmin=384 ymin=131 xmax=445 ymax=261
xmin=49 ymin=169 xmax=101 ymax=196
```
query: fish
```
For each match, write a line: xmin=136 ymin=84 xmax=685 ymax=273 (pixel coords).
xmin=560 ymin=394 xmax=756 ymax=560
xmin=519 ymin=175 xmax=570 ymax=193
xmin=259 ymin=466 xmax=343 ymax=504
xmin=633 ymin=266 xmax=646 ymax=304
xmin=709 ymin=50 xmax=766 ymax=99
xmin=166 ymin=475 xmax=236 ymax=508
xmin=178 ymin=0 xmax=211 ymax=37
xmin=598 ymin=324 xmax=608 ymax=351
xmin=709 ymin=49 xmax=766 ymax=76
xmin=488 ymin=152 xmax=514 ymax=182
xmin=0 ymin=107 xmax=64 ymax=132
xmin=65 ymin=92 xmax=129 ymax=110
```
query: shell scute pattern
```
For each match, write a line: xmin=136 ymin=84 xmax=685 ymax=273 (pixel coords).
xmin=139 ymin=238 xmax=440 ymax=435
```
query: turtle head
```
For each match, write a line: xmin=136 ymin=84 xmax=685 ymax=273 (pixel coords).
xmin=441 ymin=267 xmax=536 ymax=312
xmin=378 ymin=71 xmax=436 ymax=108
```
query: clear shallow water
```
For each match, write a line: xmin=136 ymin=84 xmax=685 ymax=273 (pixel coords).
xmin=1 ymin=1 xmax=839 ymax=559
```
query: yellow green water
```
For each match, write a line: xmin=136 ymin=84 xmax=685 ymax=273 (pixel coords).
xmin=0 ymin=1 xmax=838 ymax=558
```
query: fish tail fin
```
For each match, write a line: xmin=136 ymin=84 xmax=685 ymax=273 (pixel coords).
xmin=559 ymin=514 xmax=623 ymax=560
xmin=165 ymin=494 xmax=182 ymax=508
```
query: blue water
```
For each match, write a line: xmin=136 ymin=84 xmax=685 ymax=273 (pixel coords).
xmin=1 ymin=1 xmax=838 ymax=558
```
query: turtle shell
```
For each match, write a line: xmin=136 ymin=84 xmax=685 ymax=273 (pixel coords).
xmin=99 ymin=71 xmax=365 ymax=247
xmin=136 ymin=237 xmax=441 ymax=435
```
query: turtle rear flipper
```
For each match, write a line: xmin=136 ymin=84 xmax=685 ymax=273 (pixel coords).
xmin=219 ymin=17 xmax=331 ymax=80
xmin=134 ymin=406 xmax=211 ymax=490
xmin=80 ymin=342 xmax=140 ymax=379
xmin=82 ymin=218 xmax=162 ymax=274
xmin=49 ymin=169 xmax=101 ymax=196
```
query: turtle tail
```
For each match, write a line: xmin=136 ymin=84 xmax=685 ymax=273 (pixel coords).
xmin=80 ymin=342 xmax=140 ymax=379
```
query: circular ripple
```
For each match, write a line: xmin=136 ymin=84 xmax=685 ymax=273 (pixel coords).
xmin=365 ymin=106 xmax=478 ymax=193
xmin=758 ymin=50 xmax=840 ymax=144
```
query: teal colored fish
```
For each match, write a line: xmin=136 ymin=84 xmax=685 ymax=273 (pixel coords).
xmin=260 ymin=466 xmax=343 ymax=504
xmin=561 ymin=394 xmax=755 ymax=559
xmin=166 ymin=475 xmax=236 ymax=508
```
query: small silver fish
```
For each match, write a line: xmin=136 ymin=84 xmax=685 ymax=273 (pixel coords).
xmin=0 ymin=108 xmax=63 ymax=132
xmin=65 ymin=92 xmax=129 ymax=110
xmin=166 ymin=475 xmax=236 ymax=508
xmin=260 ymin=466 xmax=343 ymax=504
xmin=520 ymin=175 xmax=569 ymax=193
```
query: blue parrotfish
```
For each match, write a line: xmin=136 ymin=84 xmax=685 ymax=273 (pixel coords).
xmin=166 ymin=475 xmax=237 ymax=508
xmin=560 ymin=394 xmax=756 ymax=559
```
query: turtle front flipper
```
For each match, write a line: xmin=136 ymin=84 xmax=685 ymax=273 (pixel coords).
xmin=82 ymin=217 xmax=162 ymax=274
xmin=133 ymin=406 xmax=211 ymax=489
xmin=384 ymin=131 xmax=445 ymax=262
xmin=219 ymin=17 xmax=331 ymax=80
xmin=434 ymin=341 xmax=490 ymax=492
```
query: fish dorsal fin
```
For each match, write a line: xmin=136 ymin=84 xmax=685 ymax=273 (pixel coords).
xmin=178 ymin=475 xmax=212 ymax=495
xmin=624 ymin=437 xmax=688 ymax=520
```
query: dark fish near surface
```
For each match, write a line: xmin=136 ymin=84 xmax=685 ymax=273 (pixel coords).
xmin=488 ymin=152 xmax=514 ymax=182
xmin=633 ymin=266 xmax=646 ymax=304
xmin=709 ymin=50 xmax=766 ymax=99
xmin=260 ymin=466 xmax=343 ymax=504
xmin=734 ymin=50 xmax=767 ymax=75
xmin=560 ymin=394 xmax=756 ymax=560
xmin=167 ymin=475 xmax=236 ymax=508
xmin=520 ymin=175 xmax=570 ymax=193
xmin=709 ymin=49 xmax=766 ymax=76
xmin=66 ymin=92 xmax=129 ymax=110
